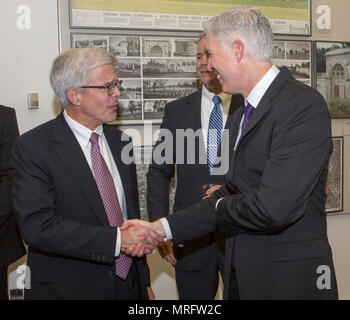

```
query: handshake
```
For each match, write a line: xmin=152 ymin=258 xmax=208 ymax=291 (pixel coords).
xmin=119 ymin=219 xmax=166 ymax=257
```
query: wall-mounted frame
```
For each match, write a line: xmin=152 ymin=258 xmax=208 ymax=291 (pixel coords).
xmin=69 ymin=0 xmax=311 ymax=36
xmin=272 ymin=40 xmax=311 ymax=87
xmin=133 ymin=145 xmax=176 ymax=221
xmin=72 ymin=32 xmax=199 ymax=124
xmin=315 ymin=41 xmax=350 ymax=119
xmin=326 ymin=137 xmax=343 ymax=214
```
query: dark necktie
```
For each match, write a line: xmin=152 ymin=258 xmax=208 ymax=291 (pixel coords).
xmin=207 ymin=95 xmax=223 ymax=173
xmin=241 ymin=103 xmax=255 ymax=132
xmin=90 ymin=132 xmax=132 ymax=280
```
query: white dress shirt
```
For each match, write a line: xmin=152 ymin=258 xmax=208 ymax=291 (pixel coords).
xmin=63 ymin=110 xmax=126 ymax=256
xmin=234 ymin=64 xmax=280 ymax=150
xmin=201 ymin=85 xmax=231 ymax=150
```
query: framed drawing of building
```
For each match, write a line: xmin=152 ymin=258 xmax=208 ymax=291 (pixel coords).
xmin=72 ymin=33 xmax=199 ymax=124
xmin=272 ymin=40 xmax=311 ymax=86
xmin=69 ymin=0 xmax=311 ymax=36
xmin=316 ymin=41 xmax=350 ymax=118
xmin=133 ymin=145 xmax=176 ymax=221
xmin=326 ymin=137 xmax=343 ymax=214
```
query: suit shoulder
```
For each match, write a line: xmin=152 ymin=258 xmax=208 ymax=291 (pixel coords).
xmin=165 ymin=90 xmax=201 ymax=113
xmin=16 ymin=119 xmax=55 ymax=147
xmin=0 ymin=105 xmax=15 ymax=115
xmin=103 ymin=124 xmax=132 ymax=142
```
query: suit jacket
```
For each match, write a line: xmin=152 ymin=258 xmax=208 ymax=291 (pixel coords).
xmin=166 ymin=68 xmax=338 ymax=299
xmin=0 ymin=105 xmax=26 ymax=269
xmin=147 ymin=90 xmax=243 ymax=271
xmin=11 ymin=112 xmax=149 ymax=299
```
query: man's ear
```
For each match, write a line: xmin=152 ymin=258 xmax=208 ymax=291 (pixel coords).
xmin=232 ymin=40 xmax=244 ymax=62
xmin=66 ymin=88 xmax=82 ymax=106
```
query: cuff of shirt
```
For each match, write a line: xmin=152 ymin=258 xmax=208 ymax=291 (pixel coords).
xmin=160 ymin=217 xmax=173 ymax=242
xmin=115 ymin=227 xmax=121 ymax=256
xmin=216 ymin=197 xmax=224 ymax=210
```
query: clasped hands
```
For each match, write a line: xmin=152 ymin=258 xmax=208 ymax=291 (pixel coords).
xmin=119 ymin=219 xmax=165 ymax=257
xmin=119 ymin=184 xmax=221 ymax=259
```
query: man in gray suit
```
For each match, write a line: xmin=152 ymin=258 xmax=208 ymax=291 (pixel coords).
xmin=147 ymin=35 xmax=243 ymax=299
xmin=123 ymin=7 xmax=338 ymax=300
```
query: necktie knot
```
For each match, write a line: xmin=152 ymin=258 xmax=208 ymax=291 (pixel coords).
xmin=90 ymin=132 xmax=99 ymax=145
xmin=244 ymin=103 xmax=254 ymax=118
xmin=242 ymin=103 xmax=255 ymax=132
xmin=212 ymin=95 xmax=222 ymax=107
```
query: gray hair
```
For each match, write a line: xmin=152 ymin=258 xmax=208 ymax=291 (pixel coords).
xmin=50 ymin=47 xmax=118 ymax=107
xmin=204 ymin=7 xmax=274 ymax=62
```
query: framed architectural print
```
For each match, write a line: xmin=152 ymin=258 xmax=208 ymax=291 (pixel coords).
xmin=133 ymin=145 xmax=176 ymax=221
xmin=316 ymin=41 xmax=350 ymax=118
xmin=326 ymin=137 xmax=343 ymax=214
xmin=69 ymin=0 xmax=311 ymax=36
xmin=72 ymin=33 xmax=199 ymax=124
xmin=272 ymin=40 xmax=311 ymax=86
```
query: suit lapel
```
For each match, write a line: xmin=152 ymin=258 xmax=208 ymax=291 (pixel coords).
xmin=52 ymin=113 xmax=109 ymax=226
xmin=236 ymin=67 xmax=292 ymax=149
xmin=103 ymin=126 xmax=137 ymax=219
xmin=224 ymin=95 xmax=244 ymax=163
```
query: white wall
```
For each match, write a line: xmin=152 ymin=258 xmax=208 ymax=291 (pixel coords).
xmin=1 ymin=0 xmax=349 ymax=299
xmin=0 ymin=0 xmax=60 ymax=134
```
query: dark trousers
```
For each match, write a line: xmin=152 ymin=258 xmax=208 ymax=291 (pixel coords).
xmin=0 ymin=267 xmax=9 ymax=300
xmin=114 ymin=263 xmax=142 ymax=300
xmin=175 ymin=247 xmax=224 ymax=300
xmin=228 ymin=268 xmax=240 ymax=300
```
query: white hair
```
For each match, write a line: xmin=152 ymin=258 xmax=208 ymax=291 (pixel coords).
xmin=204 ymin=7 xmax=274 ymax=62
xmin=50 ymin=48 xmax=118 ymax=107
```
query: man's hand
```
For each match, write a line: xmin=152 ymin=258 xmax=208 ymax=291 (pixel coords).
xmin=120 ymin=223 xmax=163 ymax=256
xmin=147 ymin=287 xmax=155 ymax=300
xmin=202 ymin=184 xmax=222 ymax=199
xmin=158 ymin=240 xmax=177 ymax=266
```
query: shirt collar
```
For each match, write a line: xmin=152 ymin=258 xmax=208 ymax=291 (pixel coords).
xmin=63 ymin=109 xmax=104 ymax=149
xmin=202 ymin=85 xmax=231 ymax=112
xmin=246 ymin=65 xmax=280 ymax=109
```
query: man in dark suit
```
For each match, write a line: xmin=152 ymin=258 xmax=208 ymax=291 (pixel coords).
xmin=11 ymin=48 xmax=161 ymax=300
xmin=123 ymin=7 xmax=338 ymax=300
xmin=147 ymin=35 xmax=243 ymax=299
xmin=0 ymin=105 xmax=26 ymax=300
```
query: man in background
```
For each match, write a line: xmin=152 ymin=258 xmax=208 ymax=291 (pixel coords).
xmin=0 ymin=105 xmax=26 ymax=300
xmin=147 ymin=35 xmax=243 ymax=299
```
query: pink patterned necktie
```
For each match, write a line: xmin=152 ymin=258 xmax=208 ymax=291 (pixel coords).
xmin=89 ymin=132 xmax=132 ymax=280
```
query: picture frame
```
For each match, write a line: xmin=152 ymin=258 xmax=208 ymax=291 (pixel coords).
xmin=133 ymin=145 xmax=176 ymax=221
xmin=315 ymin=41 xmax=350 ymax=119
xmin=272 ymin=40 xmax=312 ymax=87
xmin=71 ymin=32 xmax=199 ymax=124
xmin=326 ymin=137 xmax=343 ymax=214
xmin=69 ymin=0 xmax=311 ymax=36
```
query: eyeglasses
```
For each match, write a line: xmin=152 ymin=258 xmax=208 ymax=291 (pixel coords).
xmin=80 ymin=79 xmax=123 ymax=96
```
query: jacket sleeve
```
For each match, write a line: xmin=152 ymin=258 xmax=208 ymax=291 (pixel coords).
xmin=0 ymin=108 xmax=19 ymax=226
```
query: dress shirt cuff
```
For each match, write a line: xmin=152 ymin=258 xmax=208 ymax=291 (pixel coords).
xmin=160 ymin=217 xmax=173 ymax=241
xmin=216 ymin=197 xmax=224 ymax=210
xmin=115 ymin=227 xmax=121 ymax=256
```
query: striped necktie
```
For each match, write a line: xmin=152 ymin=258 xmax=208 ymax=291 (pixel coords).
xmin=207 ymin=95 xmax=223 ymax=173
